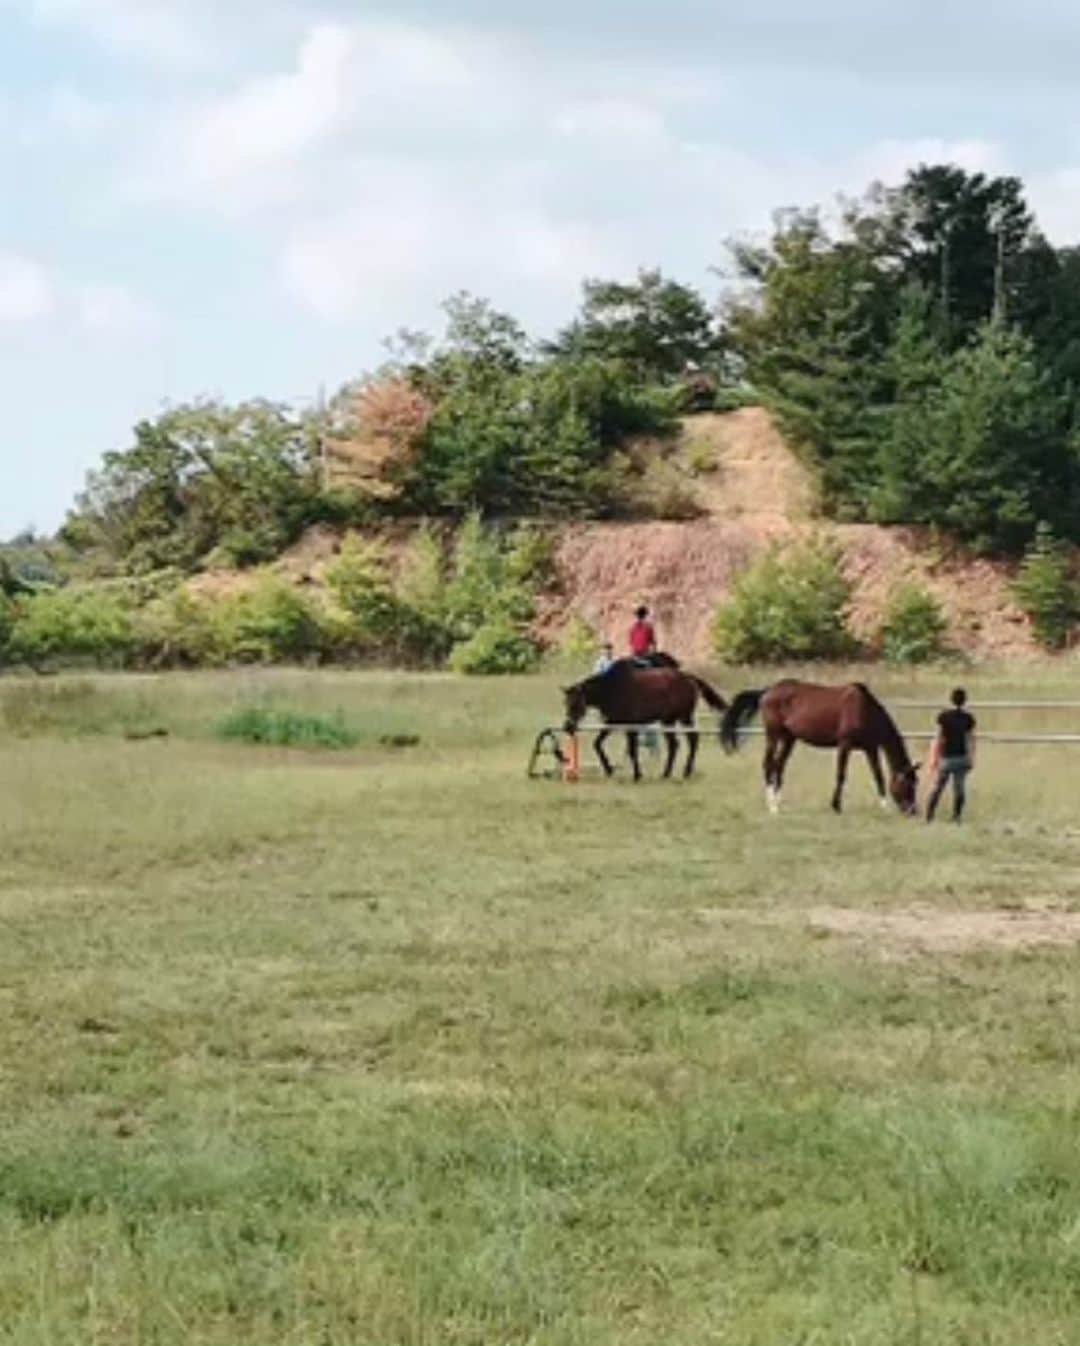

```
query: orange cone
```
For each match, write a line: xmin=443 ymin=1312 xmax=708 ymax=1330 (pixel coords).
xmin=564 ymin=733 xmax=580 ymax=782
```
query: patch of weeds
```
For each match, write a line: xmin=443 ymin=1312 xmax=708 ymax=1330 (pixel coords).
xmin=216 ymin=704 xmax=358 ymax=749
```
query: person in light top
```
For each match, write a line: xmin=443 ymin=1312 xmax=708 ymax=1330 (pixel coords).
xmin=593 ymin=641 xmax=616 ymax=676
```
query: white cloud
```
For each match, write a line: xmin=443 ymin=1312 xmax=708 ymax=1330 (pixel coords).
xmin=27 ymin=0 xmax=207 ymax=68
xmin=0 ymin=252 xmax=57 ymax=322
xmin=553 ymin=98 xmax=668 ymax=150
xmin=0 ymin=251 xmax=155 ymax=335
xmin=1027 ymin=168 xmax=1080 ymax=244
xmin=155 ymin=19 xmax=502 ymax=213
xmin=75 ymin=283 xmax=157 ymax=334
xmin=44 ymin=85 xmax=115 ymax=141
xmin=851 ymin=138 xmax=1004 ymax=190
xmin=175 ymin=23 xmax=357 ymax=198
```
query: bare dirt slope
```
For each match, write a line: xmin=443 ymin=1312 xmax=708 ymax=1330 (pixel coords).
xmin=543 ymin=407 xmax=1035 ymax=661
xmin=188 ymin=406 xmax=1036 ymax=660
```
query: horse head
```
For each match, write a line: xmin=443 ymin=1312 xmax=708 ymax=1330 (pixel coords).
xmin=562 ymin=683 xmax=589 ymax=733
xmin=890 ymin=762 xmax=920 ymax=816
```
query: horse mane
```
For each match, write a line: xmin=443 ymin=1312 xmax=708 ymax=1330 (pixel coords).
xmin=855 ymin=683 xmax=912 ymax=773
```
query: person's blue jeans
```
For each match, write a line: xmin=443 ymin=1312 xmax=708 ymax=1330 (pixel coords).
xmin=927 ymin=756 xmax=971 ymax=821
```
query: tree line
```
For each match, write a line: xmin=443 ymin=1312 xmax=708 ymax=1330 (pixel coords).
xmin=5 ymin=160 xmax=1080 ymax=666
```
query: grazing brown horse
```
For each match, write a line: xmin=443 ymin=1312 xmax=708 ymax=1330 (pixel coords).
xmin=720 ymin=680 xmax=919 ymax=815
xmin=563 ymin=660 xmax=727 ymax=781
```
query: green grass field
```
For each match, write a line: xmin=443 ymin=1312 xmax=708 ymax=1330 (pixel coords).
xmin=3 ymin=666 xmax=1080 ymax=1344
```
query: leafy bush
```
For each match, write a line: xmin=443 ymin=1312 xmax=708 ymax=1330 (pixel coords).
xmin=134 ymin=588 xmax=218 ymax=667
xmin=208 ymin=578 xmax=325 ymax=664
xmin=1013 ymin=523 xmax=1077 ymax=649
xmin=0 ymin=596 xmax=13 ymax=657
xmin=685 ymin=438 xmax=719 ymax=476
xmin=879 ymin=581 xmax=949 ymax=663
xmin=216 ymin=705 xmax=358 ymax=749
xmin=712 ymin=536 xmax=855 ymax=662
xmin=325 ymin=535 xmax=449 ymax=664
xmin=326 ymin=539 xmax=407 ymax=647
xmin=448 ymin=620 xmax=539 ymax=675
xmin=6 ymin=587 xmax=136 ymax=667
xmin=557 ymin=614 xmax=600 ymax=663
xmin=443 ymin=515 xmax=536 ymax=640
xmin=324 ymin=517 xmax=551 ymax=669
xmin=711 ymin=384 xmax=761 ymax=412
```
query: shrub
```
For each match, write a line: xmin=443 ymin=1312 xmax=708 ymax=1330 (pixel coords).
xmin=6 ymin=587 xmax=135 ymax=667
xmin=0 ymin=596 xmax=13 ymax=657
xmin=217 ymin=705 xmax=358 ymax=749
xmin=712 ymin=383 xmax=760 ymax=412
xmin=558 ymin=614 xmax=599 ymax=663
xmin=209 ymin=577 xmax=325 ymax=664
xmin=610 ymin=451 xmax=701 ymax=521
xmin=449 ymin=620 xmax=540 ymax=675
xmin=135 ymin=588 xmax=219 ymax=666
xmin=1013 ymin=523 xmax=1077 ymax=649
xmin=443 ymin=514 xmax=538 ymax=640
xmin=879 ymin=581 xmax=949 ymax=664
xmin=712 ymin=536 xmax=855 ymax=662
xmin=326 ymin=538 xmax=406 ymax=649
xmin=685 ymin=438 xmax=719 ymax=477
xmin=326 ymin=535 xmax=450 ymax=664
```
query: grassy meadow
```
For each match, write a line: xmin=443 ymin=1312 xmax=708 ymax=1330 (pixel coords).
xmin=4 ymin=665 xmax=1080 ymax=1344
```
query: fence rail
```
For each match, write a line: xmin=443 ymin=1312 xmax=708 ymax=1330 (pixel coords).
xmin=891 ymin=701 xmax=1080 ymax=710
xmin=546 ymin=724 xmax=1080 ymax=745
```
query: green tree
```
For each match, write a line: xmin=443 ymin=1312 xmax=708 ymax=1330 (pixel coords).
xmin=913 ymin=324 xmax=1073 ymax=553
xmin=550 ymin=269 xmax=722 ymax=382
xmin=884 ymin=165 xmax=1038 ymax=340
xmin=1013 ymin=523 xmax=1077 ymax=649
xmin=725 ymin=211 xmax=893 ymax=514
xmin=870 ymin=285 xmax=949 ymax=524
xmin=64 ymin=401 xmax=321 ymax=574
xmin=410 ymin=357 xmax=677 ymax=517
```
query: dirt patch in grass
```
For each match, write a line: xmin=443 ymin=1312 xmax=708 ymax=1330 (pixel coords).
xmin=697 ymin=902 xmax=1080 ymax=958
xmin=807 ymin=904 xmax=1080 ymax=957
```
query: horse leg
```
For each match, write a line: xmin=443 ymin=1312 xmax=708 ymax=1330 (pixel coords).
xmin=831 ymin=743 xmax=852 ymax=814
xmin=866 ymin=746 xmax=889 ymax=810
xmin=771 ymin=734 xmax=795 ymax=811
xmin=662 ymin=726 xmax=678 ymax=779
xmin=683 ymin=721 xmax=699 ymax=778
xmin=763 ymin=733 xmax=780 ymax=813
xmin=594 ymin=729 xmax=614 ymax=778
xmin=627 ymin=730 xmax=642 ymax=782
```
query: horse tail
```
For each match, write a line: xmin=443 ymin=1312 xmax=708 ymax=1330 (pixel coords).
xmin=690 ymin=675 xmax=727 ymax=714
xmin=720 ymin=689 xmax=765 ymax=753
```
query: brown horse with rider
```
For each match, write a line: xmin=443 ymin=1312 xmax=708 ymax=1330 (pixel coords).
xmin=562 ymin=657 xmax=727 ymax=781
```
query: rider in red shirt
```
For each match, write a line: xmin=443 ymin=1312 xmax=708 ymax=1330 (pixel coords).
xmin=628 ymin=605 xmax=657 ymax=660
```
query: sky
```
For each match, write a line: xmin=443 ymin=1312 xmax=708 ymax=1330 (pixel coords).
xmin=4 ymin=0 xmax=1080 ymax=537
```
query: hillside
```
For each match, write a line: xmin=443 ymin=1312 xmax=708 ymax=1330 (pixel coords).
xmin=233 ymin=407 xmax=1034 ymax=662
xmin=538 ymin=408 xmax=1034 ymax=660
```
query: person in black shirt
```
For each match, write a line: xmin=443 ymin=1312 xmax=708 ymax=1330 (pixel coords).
xmin=926 ymin=688 xmax=977 ymax=822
